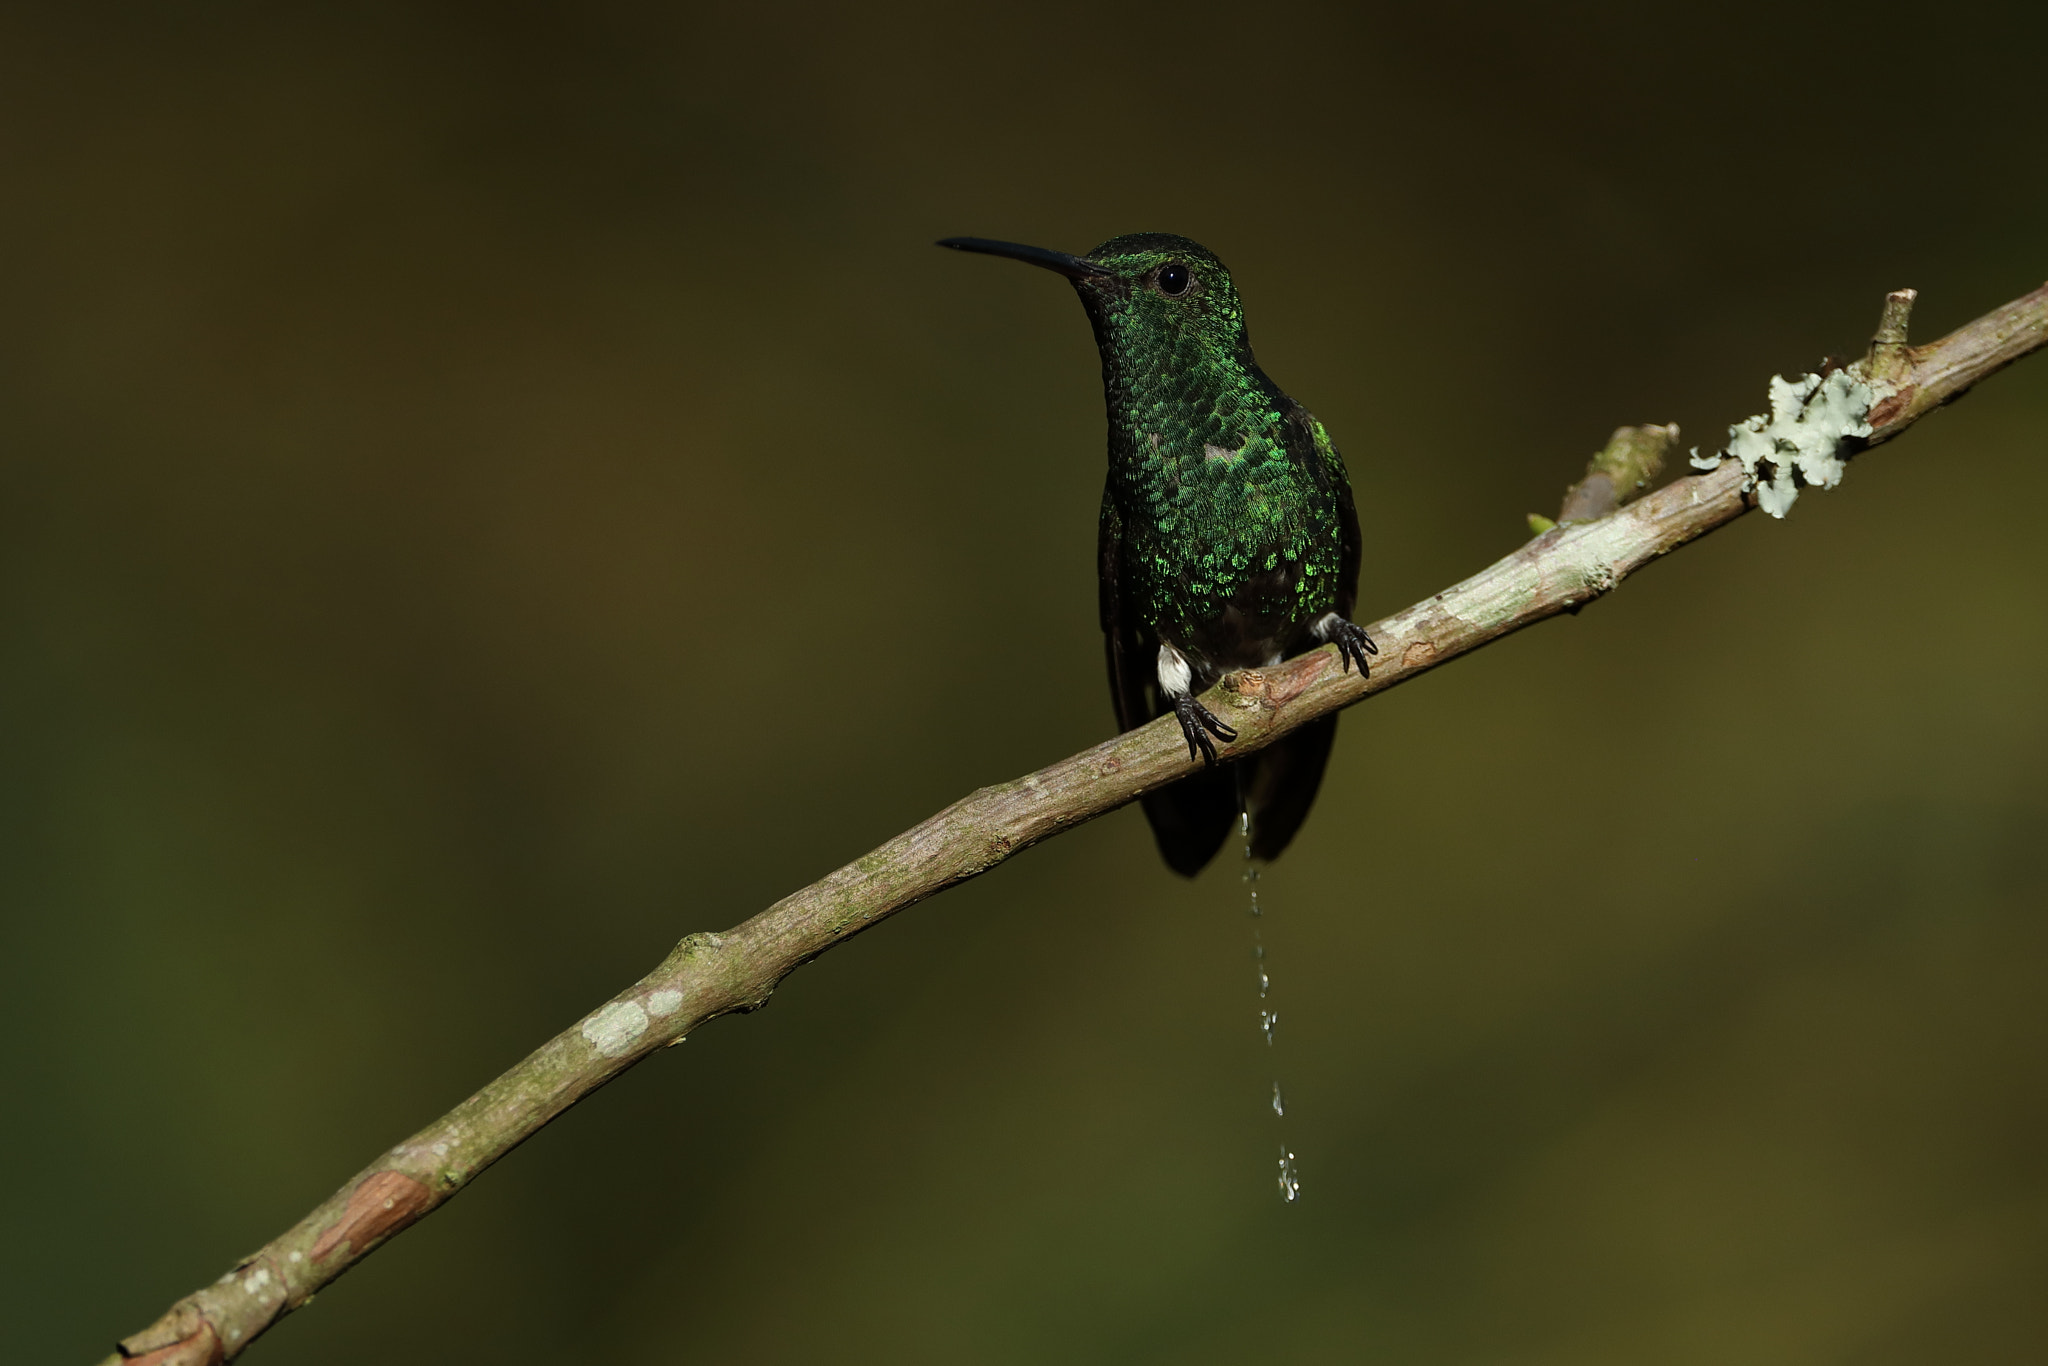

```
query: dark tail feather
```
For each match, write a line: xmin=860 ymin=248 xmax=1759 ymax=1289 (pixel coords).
xmin=1139 ymin=765 xmax=1241 ymax=877
xmin=1139 ymin=715 xmax=1339 ymax=875
xmin=1240 ymin=714 xmax=1339 ymax=863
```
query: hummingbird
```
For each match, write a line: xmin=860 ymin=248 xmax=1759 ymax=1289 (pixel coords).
xmin=940 ymin=233 xmax=1374 ymax=876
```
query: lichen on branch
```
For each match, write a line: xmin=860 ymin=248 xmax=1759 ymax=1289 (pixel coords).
xmin=1691 ymin=368 xmax=1881 ymax=517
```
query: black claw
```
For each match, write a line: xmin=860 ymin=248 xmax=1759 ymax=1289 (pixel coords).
xmin=1172 ymin=695 xmax=1236 ymax=766
xmin=1327 ymin=618 xmax=1376 ymax=676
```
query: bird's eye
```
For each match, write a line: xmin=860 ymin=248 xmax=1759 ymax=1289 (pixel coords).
xmin=1156 ymin=262 xmax=1191 ymax=296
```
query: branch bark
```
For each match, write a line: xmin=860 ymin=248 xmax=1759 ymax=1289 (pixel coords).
xmin=1542 ymin=421 xmax=1678 ymax=529
xmin=104 ymin=279 xmax=2048 ymax=1365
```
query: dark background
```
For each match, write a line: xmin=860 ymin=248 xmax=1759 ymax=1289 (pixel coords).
xmin=5 ymin=2 xmax=2046 ymax=1362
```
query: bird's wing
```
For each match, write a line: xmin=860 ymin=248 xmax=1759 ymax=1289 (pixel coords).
xmin=1291 ymin=404 xmax=1362 ymax=618
xmin=1227 ymin=403 xmax=1362 ymax=866
xmin=1098 ymin=484 xmax=1152 ymax=734
xmin=1102 ymin=482 xmax=1241 ymax=876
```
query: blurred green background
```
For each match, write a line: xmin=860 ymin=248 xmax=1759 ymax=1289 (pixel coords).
xmin=4 ymin=2 xmax=2046 ymax=1362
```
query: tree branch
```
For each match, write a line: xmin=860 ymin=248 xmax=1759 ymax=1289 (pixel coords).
xmin=104 ymin=279 xmax=2048 ymax=1365
xmin=1538 ymin=421 xmax=1678 ymax=531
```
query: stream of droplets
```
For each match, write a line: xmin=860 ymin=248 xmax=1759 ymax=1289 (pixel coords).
xmin=1244 ymin=813 xmax=1301 ymax=1202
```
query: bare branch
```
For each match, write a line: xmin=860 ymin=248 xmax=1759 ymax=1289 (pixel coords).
xmin=1546 ymin=421 xmax=1680 ymax=529
xmin=103 ymin=278 xmax=2048 ymax=1365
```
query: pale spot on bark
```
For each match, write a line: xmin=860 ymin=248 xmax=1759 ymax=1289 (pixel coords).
xmin=582 ymin=1001 xmax=649 ymax=1057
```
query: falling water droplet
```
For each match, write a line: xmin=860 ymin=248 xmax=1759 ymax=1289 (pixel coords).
xmin=1242 ymin=808 xmax=1299 ymax=1202
xmin=1277 ymin=1147 xmax=1301 ymax=1202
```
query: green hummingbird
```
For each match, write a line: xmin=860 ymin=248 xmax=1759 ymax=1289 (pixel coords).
xmin=940 ymin=232 xmax=1374 ymax=875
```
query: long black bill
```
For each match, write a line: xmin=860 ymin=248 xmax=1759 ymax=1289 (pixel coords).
xmin=936 ymin=236 xmax=1114 ymax=281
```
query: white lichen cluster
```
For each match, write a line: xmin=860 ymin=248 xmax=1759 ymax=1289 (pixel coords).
xmin=1690 ymin=370 xmax=1880 ymax=518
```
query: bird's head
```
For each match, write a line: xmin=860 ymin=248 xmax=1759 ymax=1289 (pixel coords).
xmin=938 ymin=232 xmax=1250 ymax=365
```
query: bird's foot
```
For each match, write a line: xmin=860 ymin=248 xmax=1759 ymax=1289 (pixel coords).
xmin=1327 ymin=617 xmax=1378 ymax=675
xmin=1172 ymin=694 xmax=1237 ymax=765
